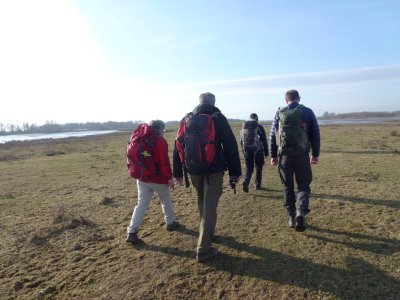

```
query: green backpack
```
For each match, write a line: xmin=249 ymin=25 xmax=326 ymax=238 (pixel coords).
xmin=278 ymin=104 xmax=310 ymax=156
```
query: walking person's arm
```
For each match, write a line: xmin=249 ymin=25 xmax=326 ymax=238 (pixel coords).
xmin=258 ymin=124 xmax=269 ymax=157
xmin=172 ymin=140 xmax=184 ymax=184
xmin=269 ymin=111 xmax=279 ymax=166
xmin=216 ymin=114 xmax=242 ymax=179
xmin=307 ymin=108 xmax=320 ymax=165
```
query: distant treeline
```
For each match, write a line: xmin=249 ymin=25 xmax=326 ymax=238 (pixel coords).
xmin=318 ymin=111 xmax=400 ymax=120
xmin=0 ymin=120 xmax=142 ymax=136
xmin=0 ymin=118 xmax=248 ymax=135
xmin=2 ymin=112 xmax=398 ymax=135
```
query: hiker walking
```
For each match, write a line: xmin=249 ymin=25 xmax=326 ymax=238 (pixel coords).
xmin=269 ymin=90 xmax=320 ymax=231
xmin=173 ymin=92 xmax=241 ymax=262
xmin=126 ymin=120 xmax=180 ymax=245
xmin=240 ymin=113 xmax=269 ymax=192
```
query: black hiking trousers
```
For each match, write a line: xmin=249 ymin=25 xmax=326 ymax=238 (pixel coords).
xmin=243 ymin=148 xmax=265 ymax=188
xmin=278 ymin=153 xmax=312 ymax=217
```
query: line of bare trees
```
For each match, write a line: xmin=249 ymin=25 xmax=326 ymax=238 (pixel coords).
xmin=2 ymin=111 xmax=399 ymax=135
xmin=0 ymin=120 xmax=142 ymax=136
xmin=319 ymin=111 xmax=400 ymax=120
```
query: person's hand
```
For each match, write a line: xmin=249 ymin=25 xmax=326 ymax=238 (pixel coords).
xmin=271 ymin=157 xmax=278 ymax=166
xmin=173 ymin=177 xmax=183 ymax=186
xmin=230 ymin=175 xmax=242 ymax=184
xmin=310 ymin=156 xmax=319 ymax=165
xmin=229 ymin=176 xmax=240 ymax=194
xmin=168 ymin=179 xmax=175 ymax=190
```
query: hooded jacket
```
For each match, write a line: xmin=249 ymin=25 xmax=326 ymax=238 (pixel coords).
xmin=173 ymin=103 xmax=242 ymax=178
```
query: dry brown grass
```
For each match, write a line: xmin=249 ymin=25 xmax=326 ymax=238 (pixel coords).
xmin=0 ymin=124 xmax=399 ymax=299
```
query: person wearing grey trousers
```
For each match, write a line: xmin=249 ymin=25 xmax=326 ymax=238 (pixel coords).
xmin=173 ymin=93 xmax=242 ymax=262
xmin=126 ymin=120 xmax=180 ymax=245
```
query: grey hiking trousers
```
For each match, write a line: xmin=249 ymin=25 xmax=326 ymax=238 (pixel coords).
xmin=190 ymin=172 xmax=223 ymax=254
xmin=127 ymin=180 xmax=176 ymax=234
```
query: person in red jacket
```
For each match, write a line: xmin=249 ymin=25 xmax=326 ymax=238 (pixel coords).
xmin=126 ymin=120 xmax=180 ymax=245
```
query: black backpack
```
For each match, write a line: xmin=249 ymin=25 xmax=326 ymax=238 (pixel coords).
xmin=241 ymin=120 xmax=261 ymax=149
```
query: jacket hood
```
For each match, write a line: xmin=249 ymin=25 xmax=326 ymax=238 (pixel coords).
xmin=192 ymin=103 xmax=221 ymax=116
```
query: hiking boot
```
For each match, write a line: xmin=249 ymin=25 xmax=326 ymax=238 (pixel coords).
xmin=295 ymin=212 xmax=306 ymax=232
xmin=211 ymin=235 xmax=221 ymax=243
xmin=255 ymin=185 xmax=262 ymax=190
xmin=288 ymin=217 xmax=296 ymax=228
xmin=126 ymin=232 xmax=143 ymax=245
xmin=166 ymin=220 xmax=180 ymax=231
xmin=196 ymin=247 xmax=220 ymax=263
xmin=243 ymin=182 xmax=249 ymax=193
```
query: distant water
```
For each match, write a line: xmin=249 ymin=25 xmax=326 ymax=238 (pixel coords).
xmin=0 ymin=130 xmax=118 ymax=144
xmin=317 ymin=116 xmax=400 ymax=125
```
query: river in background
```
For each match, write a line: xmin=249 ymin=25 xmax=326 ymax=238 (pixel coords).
xmin=0 ymin=130 xmax=118 ymax=144
xmin=0 ymin=117 xmax=399 ymax=144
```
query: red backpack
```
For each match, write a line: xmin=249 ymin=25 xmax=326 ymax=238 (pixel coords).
xmin=126 ymin=124 xmax=160 ymax=180
xmin=175 ymin=112 xmax=218 ymax=174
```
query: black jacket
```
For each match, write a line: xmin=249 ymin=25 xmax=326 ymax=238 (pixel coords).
xmin=173 ymin=104 xmax=242 ymax=178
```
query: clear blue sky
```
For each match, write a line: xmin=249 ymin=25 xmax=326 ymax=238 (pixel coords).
xmin=1 ymin=0 xmax=399 ymax=125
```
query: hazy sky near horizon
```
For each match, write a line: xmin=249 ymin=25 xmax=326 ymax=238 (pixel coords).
xmin=1 ymin=0 xmax=399 ymax=126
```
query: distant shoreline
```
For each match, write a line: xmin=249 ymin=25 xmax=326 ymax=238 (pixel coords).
xmin=1 ymin=117 xmax=399 ymax=144
xmin=0 ymin=130 xmax=120 ymax=145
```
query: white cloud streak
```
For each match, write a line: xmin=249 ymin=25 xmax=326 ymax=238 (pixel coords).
xmin=164 ymin=65 xmax=400 ymax=92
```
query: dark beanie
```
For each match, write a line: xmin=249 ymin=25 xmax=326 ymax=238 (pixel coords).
xmin=250 ymin=113 xmax=258 ymax=121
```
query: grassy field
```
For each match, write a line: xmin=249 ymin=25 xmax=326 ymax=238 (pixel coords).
xmin=0 ymin=123 xmax=399 ymax=299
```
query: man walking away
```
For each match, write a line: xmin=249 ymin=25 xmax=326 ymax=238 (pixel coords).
xmin=173 ymin=92 xmax=242 ymax=262
xmin=240 ymin=113 xmax=269 ymax=192
xmin=126 ymin=120 xmax=180 ymax=245
xmin=269 ymin=90 xmax=320 ymax=232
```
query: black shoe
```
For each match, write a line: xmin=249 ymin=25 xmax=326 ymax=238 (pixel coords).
xmin=196 ymin=247 xmax=220 ymax=263
xmin=295 ymin=212 xmax=306 ymax=232
xmin=288 ymin=217 xmax=296 ymax=228
xmin=243 ymin=182 xmax=249 ymax=193
xmin=211 ymin=235 xmax=221 ymax=243
xmin=166 ymin=220 xmax=180 ymax=231
xmin=126 ymin=232 xmax=143 ymax=245
xmin=255 ymin=185 xmax=262 ymax=190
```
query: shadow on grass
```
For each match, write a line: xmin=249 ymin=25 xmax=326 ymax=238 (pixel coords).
xmin=306 ymin=225 xmax=400 ymax=255
xmin=146 ymin=228 xmax=400 ymax=299
xmin=314 ymin=193 xmax=400 ymax=209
